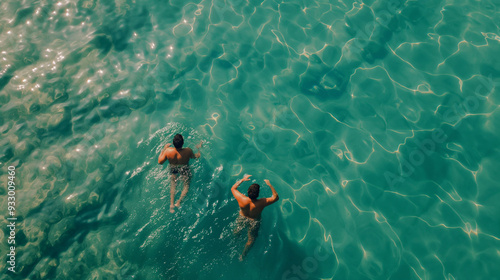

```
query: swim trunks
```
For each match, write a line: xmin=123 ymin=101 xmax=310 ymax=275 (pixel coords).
xmin=236 ymin=215 xmax=261 ymax=238
xmin=170 ymin=165 xmax=191 ymax=176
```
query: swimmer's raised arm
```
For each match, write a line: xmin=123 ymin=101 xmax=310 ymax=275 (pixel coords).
xmin=263 ymin=179 xmax=279 ymax=206
xmin=231 ymin=174 xmax=251 ymax=204
xmin=232 ymin=174 xmax=251 ymax=191
xmin=192 ymin=141 xmax=202 ymax=159
xmin=158 ymin=143 xmax=171 ymax=164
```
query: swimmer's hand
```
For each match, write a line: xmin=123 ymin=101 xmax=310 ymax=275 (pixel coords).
xmin=193 ymin=141 xmax=202 ymax=158
xmin=242 ymin=174 xmax=252 ymax=181
xmin=264 ymin=179 xmax=271 ymax=186
xmin=195 ymin=141 xmax=203 ymax=149
xmin=232 ymin=174 xmax=251 ymax=192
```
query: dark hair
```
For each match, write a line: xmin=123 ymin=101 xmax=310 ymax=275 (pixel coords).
xmin=247 ymin=184 xmax=260 ymax=200
xmin=173 ymin=134 xmax=184 ymax=149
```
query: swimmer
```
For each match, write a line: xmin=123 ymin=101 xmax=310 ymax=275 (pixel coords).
xmin=158 ymin=134 xmax=202 ymax=213
xmin=231 ymin=174 xmax=279 ymax=260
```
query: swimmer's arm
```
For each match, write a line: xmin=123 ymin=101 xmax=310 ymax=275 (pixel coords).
xmin=191 ymin=141 xmax=203 ymax=159
xmin=231 ymin=175 xmax=251 ymax=203
xmin=264 ymin=179 xmax=279 ymax=205
xmin=158 ymin=143 xmax=171 ymax=164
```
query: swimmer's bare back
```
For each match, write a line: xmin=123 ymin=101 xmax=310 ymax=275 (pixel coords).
xmin=158 ymin=144 xmax=200 ymax=165
xmin=158 ymin=134 xmax=202 ymax=213
xmin=231 ymin=175 xmax=279 ymax=220
xmin=231 ymin=174 xmax=279 ymax=260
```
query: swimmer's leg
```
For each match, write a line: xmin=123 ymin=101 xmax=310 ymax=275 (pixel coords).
xmin=240 ymin=222 xmax=260 ymax=261
xmin=170 ymin=174 xmax=178 ymax=213
xmin=233 ymin=216 xmax=244 ymax=236
xmin=175 ymin=173 xmax=190 ymax=208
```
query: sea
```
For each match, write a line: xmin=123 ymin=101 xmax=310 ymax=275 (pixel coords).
xmin=1 ymin=0 xmax=499 ymax=279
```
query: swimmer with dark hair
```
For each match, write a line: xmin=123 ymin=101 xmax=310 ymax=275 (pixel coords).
xmin=231 ymin=174 xmax=279 ymax=260
xmin=158 ymin=134 xmax=202 ymax=213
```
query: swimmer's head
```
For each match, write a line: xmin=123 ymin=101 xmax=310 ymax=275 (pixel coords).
xmin=173 ymin=134 xmax=184 ymax=149
xmin=248 ymin=183 xmax=260 ymax=200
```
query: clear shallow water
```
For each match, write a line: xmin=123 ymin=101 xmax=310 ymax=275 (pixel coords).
xmin=1 ymin=0 xmax=500 ymax=279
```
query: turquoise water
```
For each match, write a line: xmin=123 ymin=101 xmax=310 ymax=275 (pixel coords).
xmin=1 ymin=0 xmax=500 ymax=279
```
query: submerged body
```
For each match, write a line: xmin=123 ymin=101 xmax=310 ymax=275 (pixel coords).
xmin=231 ymin=175 xmax=279 ymax=260
xmin=158 ymin=134 xmax=201 ymax=213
